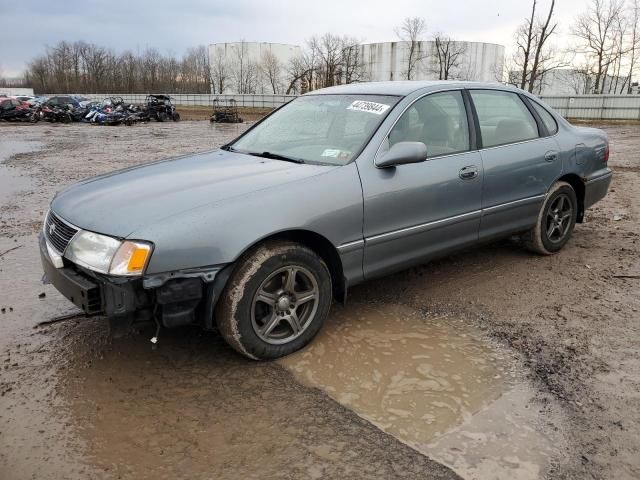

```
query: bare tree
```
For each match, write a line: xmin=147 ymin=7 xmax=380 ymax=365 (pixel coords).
xmin=608 ymin=14 xmax=628 ymax=93
xmin=24 ymin=40 xmax=213 ymax=94
xmin=621 ymin=0 xmax=640 ymax=92
xmin=230 ymin=40 xmax=258 ymax=94
xmin=527 ymin=0 xmax=558 ymax=92
xmin=515 ymin=1 xmax=538 ymax=89
xmin=432 ymin=34 xmax=467 ymax=80
xmin=285 ymin=55 xmax=308 ymax=94
xmin=512 ymin=0 xmax=562 ymax=93
xmin=259 ymin=50 xmax=282 ymax=93
xmin=180 ymin=46 xmax=211 ymax=93
xmin=572 ymin=0 xmax=624 ymax=93
xmin=568 ymin=62 xmax=595 ymax=93
xmin=395 ymin=17 xmax=427 ymax=80
xmin=210 ymin=46 xmax=229 ymax=94
xmin=313 ymin=33 xmax=344 ymax=87
xmin=341 ymin=37 xmax=367 ymax=84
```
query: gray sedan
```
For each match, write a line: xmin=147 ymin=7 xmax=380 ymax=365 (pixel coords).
xmin=40 ymin=81 xmax=612 ymax=359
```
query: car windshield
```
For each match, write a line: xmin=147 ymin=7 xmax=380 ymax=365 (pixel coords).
xmin=229 ymin=94 xmax=400 ymax=165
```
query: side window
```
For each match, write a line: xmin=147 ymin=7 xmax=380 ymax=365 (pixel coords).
xmin=530 ymin=100 xmax=558 ymax=135
xmin=470 ymin=90 xmax=539 ymax=148
xmin=388 ymin=91 xmax=470 ymax=157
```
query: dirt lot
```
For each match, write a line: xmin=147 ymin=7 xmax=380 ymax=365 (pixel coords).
xmin=176 ymin=105 xmax=273 ymax=122
xmin=0 ymin=120 xmax=638 ymax=480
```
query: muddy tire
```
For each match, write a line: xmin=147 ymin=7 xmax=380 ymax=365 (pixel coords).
xmin=215 ymin=240 xmax=332 ymax=360
xmin=522 ymin=181 xmax=578 ymax=255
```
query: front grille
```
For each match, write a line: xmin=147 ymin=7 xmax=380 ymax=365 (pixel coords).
xmin=44 ymin=210 xmax=78 ymax=254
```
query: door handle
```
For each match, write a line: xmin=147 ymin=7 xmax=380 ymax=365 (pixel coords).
xmin=459 ymin=165 xmax=479 ymax=180
xmin=545 ymin=150 xmax=558 ymax=162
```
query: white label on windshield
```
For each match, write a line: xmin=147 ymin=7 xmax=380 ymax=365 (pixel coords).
xmin=347 ymin=100 xmax=390 ymax=115
xmin=321 ymin=149 xmax=341 ymax=157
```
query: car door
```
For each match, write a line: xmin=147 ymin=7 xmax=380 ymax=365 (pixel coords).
xmin=359 ymin=89 xmax=483 ymax=279
xmin=469 ymin=89 xmax=562 ymax=241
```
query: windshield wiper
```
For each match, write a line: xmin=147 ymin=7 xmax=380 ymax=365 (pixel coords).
xmin=246 ymin=151 xmax=304 ymax=164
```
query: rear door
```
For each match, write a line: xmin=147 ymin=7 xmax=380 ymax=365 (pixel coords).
xmin=469 ymin=89 xmax=562 ymax=241
xmin=360 ymin=89 xmax=483 ymax=279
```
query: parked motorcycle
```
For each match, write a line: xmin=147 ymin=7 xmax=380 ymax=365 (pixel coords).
xmin=37 ymin=104 xmax=72 ymax=123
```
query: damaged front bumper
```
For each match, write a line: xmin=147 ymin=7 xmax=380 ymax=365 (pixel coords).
xmin=39 ymin=233 xmax=229 ymax=329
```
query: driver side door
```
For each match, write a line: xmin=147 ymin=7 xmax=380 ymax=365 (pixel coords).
xmin=359 ymin=89 xmax=483 ymax=279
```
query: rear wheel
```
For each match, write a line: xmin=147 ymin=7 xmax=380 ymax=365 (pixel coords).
xmin=216 ymin=241 xmax=332 ymax=360
xmin=522 ymin=181 xmax=577 ymax=255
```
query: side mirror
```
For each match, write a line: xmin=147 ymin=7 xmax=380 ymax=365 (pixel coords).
xmin=376 ymin=141 xmax=428 ymax=168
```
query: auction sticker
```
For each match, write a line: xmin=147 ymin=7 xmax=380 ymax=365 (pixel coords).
xmin=321 ymin=149 xmax=341 ymax=157
xmin=347 ymin=100 xmax=390 ymax=115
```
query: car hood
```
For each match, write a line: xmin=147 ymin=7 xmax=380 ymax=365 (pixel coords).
xmin=51 ymin=149 xmax=335 ymax=238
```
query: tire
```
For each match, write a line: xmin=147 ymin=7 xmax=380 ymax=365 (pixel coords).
xmin=172 ymin=112 xmax=180 ymax=122
xmin=522 ymin=181 xmax=578 ymax=255
xmin=216 ymin=240 xmax=332 ymax=360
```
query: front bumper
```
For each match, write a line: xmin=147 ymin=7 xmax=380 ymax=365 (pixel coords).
xmin=39 ymin=233 xmax=143 ymax=317
xmin=39 ymin=234 xmax=210 ymax=328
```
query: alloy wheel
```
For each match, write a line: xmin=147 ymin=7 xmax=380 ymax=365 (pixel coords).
xmin=546 ymin=193 xmax=573 ymax=243
xmin=251 ymin=265 xmax=320 ymax=345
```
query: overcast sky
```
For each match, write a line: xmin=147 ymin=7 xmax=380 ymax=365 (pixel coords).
xmin=1 ymin=0 xmax=587 ymax=77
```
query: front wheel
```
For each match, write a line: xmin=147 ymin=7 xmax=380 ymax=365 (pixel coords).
xmin=522 ymin=181 xmax=578 ymax=255
xmin=215 ymin=241 xmax=332 ymax=360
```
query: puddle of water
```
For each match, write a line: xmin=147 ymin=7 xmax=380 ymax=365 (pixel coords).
xmin=0 ymin=140 xmax=41 ymax=205
xmin=280 ymin=302 xmax=567 ymax=480
xmin=280 ymin=303 xmax=513 ymax=446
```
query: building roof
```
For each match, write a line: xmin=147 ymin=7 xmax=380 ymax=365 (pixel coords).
xmin=307 ymin=81 xmax=516 ymax=97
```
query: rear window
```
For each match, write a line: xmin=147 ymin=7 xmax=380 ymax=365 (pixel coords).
xmin=531 ymin=101 xmax=558 ymax=135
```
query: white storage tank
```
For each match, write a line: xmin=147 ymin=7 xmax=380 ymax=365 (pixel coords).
xmin=359 ymin=41 xmax=505 ymax=83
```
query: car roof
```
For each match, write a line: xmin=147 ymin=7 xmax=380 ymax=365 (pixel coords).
xmin=306 ymin=81 xmax=524 ymax=97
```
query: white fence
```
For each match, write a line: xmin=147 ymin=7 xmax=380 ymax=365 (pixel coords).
xmin=41 ymin=92 xmax=640 ymax=119
xmin=1 ymin=87 xmax=35 ymax=96
xmin=539 ymin=95 xmax=640 ymax=120
xmin=44 ymin=93 xmax=297 ymax=108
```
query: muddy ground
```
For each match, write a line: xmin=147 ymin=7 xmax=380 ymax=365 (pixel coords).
xmin=0 ymin=121 xmax=638 ymax=480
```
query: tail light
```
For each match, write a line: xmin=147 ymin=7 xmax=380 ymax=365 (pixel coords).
xmin=603 ymin=142 xmax=610 ymax=164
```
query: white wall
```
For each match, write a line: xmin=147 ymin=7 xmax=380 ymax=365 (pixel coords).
xmin=0 ymin=87 xmax=35 ymax=96
xmin=360 ymin=41 xmax=504 ymax=83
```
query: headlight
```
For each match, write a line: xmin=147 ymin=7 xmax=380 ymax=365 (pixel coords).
xmin=65 ymin=231 xmax=152 ymax=276
xmin=109 ymin=240 xmax=153 ymax=276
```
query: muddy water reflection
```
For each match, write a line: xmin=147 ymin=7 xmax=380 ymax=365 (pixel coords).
xmin=280 ymin=303 xmax=511 ymax=446
xmin=0 ymin=140 xmax=41 ymax=205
